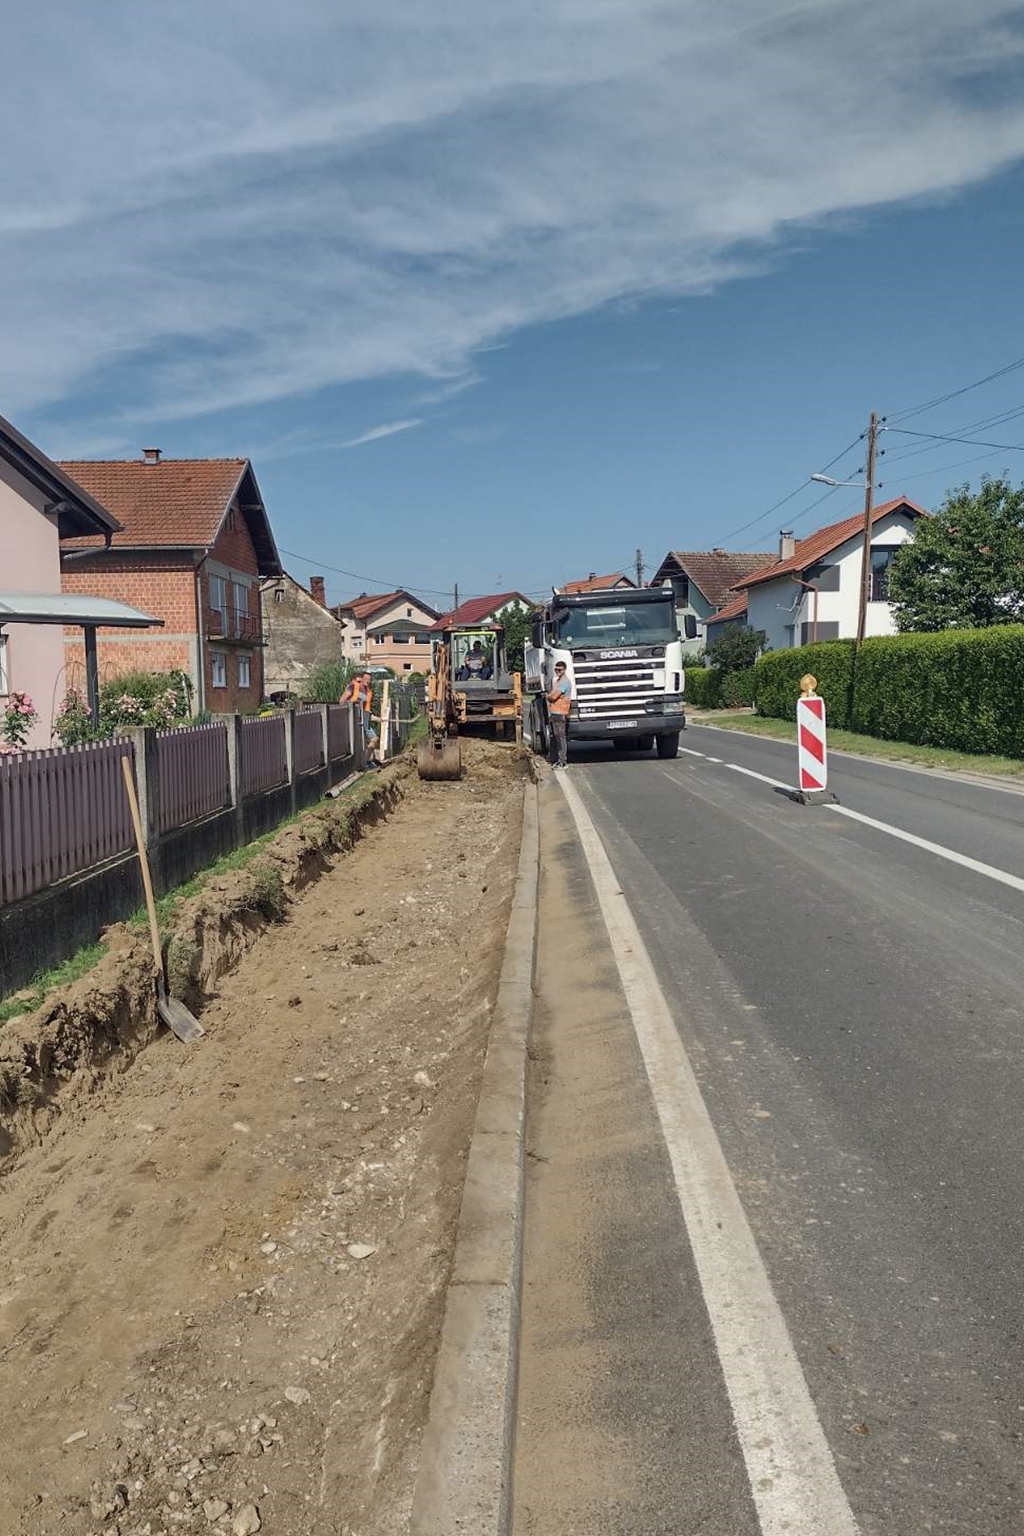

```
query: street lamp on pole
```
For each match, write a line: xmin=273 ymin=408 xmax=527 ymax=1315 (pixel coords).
xmin=810 ymin=411 xmax=880 ymax=648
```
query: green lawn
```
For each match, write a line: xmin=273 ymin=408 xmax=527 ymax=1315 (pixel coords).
xmin=689 ymin=710 xmax=1024 ymax=780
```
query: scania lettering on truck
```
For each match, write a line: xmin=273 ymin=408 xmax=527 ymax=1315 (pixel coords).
xmin=523 ymin=588 xmax=695 ymax=761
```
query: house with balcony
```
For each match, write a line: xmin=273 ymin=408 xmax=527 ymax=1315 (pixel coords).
xmin=333 ymin=590 xmax=440 ymax=673
xmin=649 ymin=548 xmax=774 ymax=655
xmin=60 ymin=449 xmax=282 ymax=712
xmin=716 ymin=499 xmax=927 ymax=651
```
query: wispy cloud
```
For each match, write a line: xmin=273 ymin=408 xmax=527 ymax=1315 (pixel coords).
xmin=3 ymin=2 xmax=1024 ymax=439
xmin=341 ymin=418 xmax=424 ymax=449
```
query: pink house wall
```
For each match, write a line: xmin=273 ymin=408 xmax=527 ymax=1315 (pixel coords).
xmin=0 ymin=458 xmax=67 ymax=748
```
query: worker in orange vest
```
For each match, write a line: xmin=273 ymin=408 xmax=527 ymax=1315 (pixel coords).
xmin=546 ymin=660 xmax=571 ymax=769
xmin=341 ymin=672 xmax=377 ymax=760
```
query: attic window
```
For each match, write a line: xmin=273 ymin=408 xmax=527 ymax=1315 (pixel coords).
xmin=273 ymin=586 xmax=284 ymax=604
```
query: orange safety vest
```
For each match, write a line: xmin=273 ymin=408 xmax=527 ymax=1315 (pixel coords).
xmin=548 ymin=677 xmax=572 ymax=717
xmin=347 ymin=679 xmax=373 ymax=713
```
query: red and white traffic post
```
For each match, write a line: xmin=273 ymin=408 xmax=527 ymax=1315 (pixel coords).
xmin=794 ymin=673 xmax=837 ymax=804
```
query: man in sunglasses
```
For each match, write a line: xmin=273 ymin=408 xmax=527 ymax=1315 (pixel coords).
xmin=546 ymin=660 xmax=571 ymax=769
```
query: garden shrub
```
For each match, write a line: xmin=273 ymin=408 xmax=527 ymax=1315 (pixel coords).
xmin=719 ymin=667 xmax=756 ymax=708
xmin=755 ymin=641 xmax=856 ymax=726
xmin=851 ymin=626 xmax=1024 ymax=756
xmin=684 ymin=666 xmax=721 ymax=709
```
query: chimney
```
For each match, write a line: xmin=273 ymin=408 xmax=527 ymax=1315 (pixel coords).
xmin=142 ymin=447 xmax=161 ymax=464
xmin=712 ymin=547 xmax=725 ymax=556
xmin=310 ymin=576 xmax=326 ymax=608
xmin=588 ymin=572 xmax=596 ymax=581
xmin=779 ymin=529 xmax=796 ymax=560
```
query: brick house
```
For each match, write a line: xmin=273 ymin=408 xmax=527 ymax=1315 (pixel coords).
xmin=261 ymin=573 xmax=345 ymax=698
xmin=59 ymin=450 xmax=282 ymax=713
xmin=333 ymin=590 xmax=440 ymax=674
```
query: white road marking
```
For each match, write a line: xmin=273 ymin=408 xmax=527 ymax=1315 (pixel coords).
xmin=706 ymin=756 xmax=723 ymax=763
xmin=692 ymin=723 xmax=1024 ymax=798
xmin=684 ymin=750 xmax=1024 ymax=895
xmin=679 ymin=746 xmax=705 ymax=757
xmin=557 ymin=772 xmax=860 ymax=1536
xmin=830 ymin=803 xmax=1024 ymax=896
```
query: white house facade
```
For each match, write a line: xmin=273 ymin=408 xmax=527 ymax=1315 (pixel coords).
xmin=737 ymin=499 xmax=926 ymax=652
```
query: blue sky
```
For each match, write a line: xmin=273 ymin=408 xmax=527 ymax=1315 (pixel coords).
xmin=4 ymin=1 xmax=1024 ymax=607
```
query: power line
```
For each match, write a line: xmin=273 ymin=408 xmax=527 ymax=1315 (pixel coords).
xmin=277 ymin=545 xmax=550 ymax=602
xmin=887 ymin=428 xmax=1024 ymax=452
xmin=715 ymin=436 xmax=864 ymax=548
xmin=887 ymin=354 xmax=1024 ymax=425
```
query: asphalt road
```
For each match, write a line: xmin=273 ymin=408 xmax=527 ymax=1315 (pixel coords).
xmin=541 ymin=727 xmax=1024 ymax=1535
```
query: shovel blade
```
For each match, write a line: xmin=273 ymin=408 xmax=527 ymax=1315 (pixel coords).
xmin=157 ymin=984 xmax=204 ymax=1044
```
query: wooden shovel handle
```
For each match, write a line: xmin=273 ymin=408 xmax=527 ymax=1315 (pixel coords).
xmin=121 ymin=755 xmax=162 ymax=980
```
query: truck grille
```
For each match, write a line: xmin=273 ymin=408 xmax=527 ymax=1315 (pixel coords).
xmin=572 ymin=655 xmax=660 ymax=719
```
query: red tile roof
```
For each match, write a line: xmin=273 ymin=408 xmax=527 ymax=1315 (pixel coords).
xmin=652 ymin=550 xmax=775 ymax=608
xmin=734 ymin=499 xmax=928 ymax=589
xmin=705 ymin=592 xmax=748 ymax=626
xmin=560 ymin=572 xmax=635 ymax=593
xmin=431 ymin=591 xmax=532 ymax=631
xmin=60 ymin=459 xmax=248 ymax=547
xmin=335 ymin=590 xmax=406 ymax=622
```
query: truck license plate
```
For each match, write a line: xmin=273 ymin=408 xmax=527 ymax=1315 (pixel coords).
xmin=608 ymin=719 xmax=638 ymax=730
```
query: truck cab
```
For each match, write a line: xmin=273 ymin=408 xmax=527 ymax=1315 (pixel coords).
xmin=524 ymin=588 xmax=696 ymax=760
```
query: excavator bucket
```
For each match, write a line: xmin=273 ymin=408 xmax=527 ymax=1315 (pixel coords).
xmin=418 ymin=735 xmax=462 ymax=781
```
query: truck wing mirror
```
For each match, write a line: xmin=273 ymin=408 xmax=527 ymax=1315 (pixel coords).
xmin=683 ymin=614 xmax=698 ymax=640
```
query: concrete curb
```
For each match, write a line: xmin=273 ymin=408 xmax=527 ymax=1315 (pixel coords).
xmin=410 ymin=779 xmax=540 ymax=1536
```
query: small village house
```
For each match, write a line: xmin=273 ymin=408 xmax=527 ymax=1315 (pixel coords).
xmin=0 ymin=412 xmax=124 ymax=747
xmin=60 ymin=450 xmax=283 ymax=713
xmin=430 ymin=591 xmax=534 ymax=630
xmin=649 ymin=549 xmax=774 ymax=655
xmin=723 ymin=499 xmax=927 ymax=651
xmin=333 ymin=590 xmax=440 ymax=673
xmin=261 ymin=572 xmax=345 ymax=698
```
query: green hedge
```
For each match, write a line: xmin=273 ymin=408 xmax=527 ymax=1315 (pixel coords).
xmin=684 ymin=666 xmax=721 ymax=709
xmin=851 ymin=626 xmax=1024 ymax=755
xmin=720 ymin=667 xmax=756 ymax=708
xmin=754 ymin=641 xmax=856 ymax=726
xmin=754 ymin=626 xmax=1024 ymax=757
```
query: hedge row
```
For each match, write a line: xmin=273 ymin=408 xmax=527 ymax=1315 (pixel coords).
xmin=684 ymin=666 xmax=757 ymax=709
xmin=754 ymin=625 xmax=1024 ymax=757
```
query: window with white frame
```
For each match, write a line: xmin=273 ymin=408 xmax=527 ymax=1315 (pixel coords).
xmin=233 ymin=580 xmax=249 ymax=636
xmin=238 ymin=653 xmax=252 ymax=688
xmin=0 ymin=635 xmax=8 ymax=694
xmin=211 ymin=651 xmax=227 ymax=688
xmin=209 ymin=574 xmax=228 ymax=633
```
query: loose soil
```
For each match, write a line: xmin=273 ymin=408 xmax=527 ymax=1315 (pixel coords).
xmin=0 ymin=740 xmax=527 ymax=1536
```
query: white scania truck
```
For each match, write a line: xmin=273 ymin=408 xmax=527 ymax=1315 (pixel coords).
xmin=523 ymin=587 xmax=696 ymax=760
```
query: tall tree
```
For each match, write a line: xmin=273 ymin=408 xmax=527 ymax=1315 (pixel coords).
xmin=705 ymin=625 xmax=767 ymax=673
xmin=889 ymin=477 xmax=1024 ymax=631
xmin=497 ymin=602 xmax=534 ymax=673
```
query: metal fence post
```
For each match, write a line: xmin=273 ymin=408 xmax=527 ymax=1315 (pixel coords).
xmin=319 ymin=704 xmax=331 ymax=784
xmin=352 ymin=702 xmax=365 ymax=770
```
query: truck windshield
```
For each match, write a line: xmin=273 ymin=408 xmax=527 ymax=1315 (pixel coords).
xmin=555 ymin=601 xmax=678 ymax=647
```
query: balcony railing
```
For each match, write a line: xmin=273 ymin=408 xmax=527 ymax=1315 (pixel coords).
xmin=869 ymin=572 xmax=890 ymax=603
xmin=204 ymin=606 xmax=261 ymax=642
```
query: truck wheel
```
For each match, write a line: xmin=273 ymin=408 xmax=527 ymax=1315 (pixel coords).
xmin=656 ymin=733 xmax=680 ymax=760
xmin=636 ymin=734 xmax=655 ymax=753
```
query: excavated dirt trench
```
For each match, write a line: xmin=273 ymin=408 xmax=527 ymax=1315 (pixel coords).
xmin=0 ymin=740 xmax=527 ymax=1536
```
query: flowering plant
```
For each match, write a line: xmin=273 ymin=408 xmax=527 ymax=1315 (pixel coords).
xmin=1 ymin=691 xmax=37 ymax=751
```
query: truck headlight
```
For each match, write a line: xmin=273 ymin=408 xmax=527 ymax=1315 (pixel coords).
xmin=663 ymin=699 xmax=684 ymax=714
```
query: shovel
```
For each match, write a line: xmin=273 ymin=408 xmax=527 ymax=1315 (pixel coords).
xmin=120 ymin=755 xmax=204 ymax=1044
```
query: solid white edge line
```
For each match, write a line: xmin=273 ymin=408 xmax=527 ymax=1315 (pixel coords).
xmin=691 ymin=723 xmax=1024 ymax=798
xmin=557 ymin=772 xmax=859 ymax=1536
xmin=829 ymin=803 xmax=1024 ymax=895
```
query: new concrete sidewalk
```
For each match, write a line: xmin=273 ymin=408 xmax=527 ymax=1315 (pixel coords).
xmin=409 ymin=777 xmax=540 ymax=1535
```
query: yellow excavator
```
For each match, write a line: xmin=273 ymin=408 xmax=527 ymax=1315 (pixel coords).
xmin=417 ymin=633 xmax=463 ymax=780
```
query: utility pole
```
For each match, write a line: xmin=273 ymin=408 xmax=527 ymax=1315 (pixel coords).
xmin=634 ymin=548 xmax=644 ymax=588
xmin=855 ymin=411 xmax=879 ymax=649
